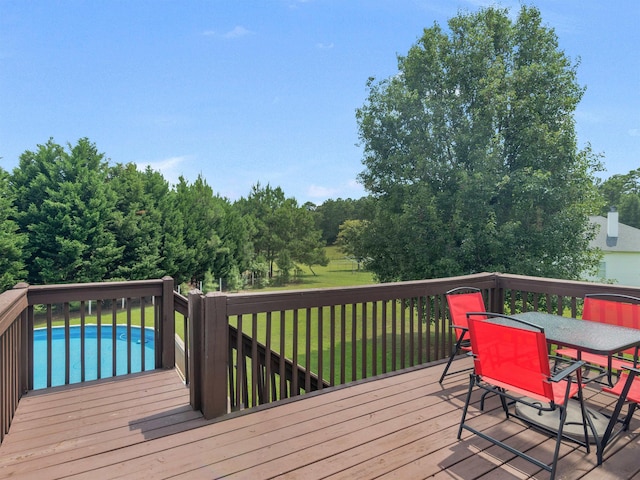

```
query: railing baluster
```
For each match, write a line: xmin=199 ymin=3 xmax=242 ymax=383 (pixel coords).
xmin=265 ymin=311 xmax=272 ymax=402
xmin=46 ymin=304 xmax=52 ymax=388
xmin=305 ymin=307 xmax=311 ymax=392
xmin=236 ymin=314 xmax=243 ymax=409
xmin=351 ymin=303 xmax=357 ymax=382
xmin=391 ymin=300 xmax=397 ymax=371
xmin=292 ymin=309 xmax=299 ymax=396
xmin=361 ymin=302 xmax=367 ymax=379
xmin=80 ymin=300 xmax=85 ymax=382
xmin=64 ymin=303 xmax=70 ymax=385
xmin=329 ymin=305 xmax=335 ymax=386
xmin=251 ymin=313 xmax=258 ymax=407
xmin=96 ymin=300 xmax=102 ymax=379
xmin=317 ymin=306 xmax=323 ymax=390
xmin=371 ymin=302 xmax=377 ymax=376
xmin=417 ymin=296 xmax=424 ymax=365
xmin=381 ymin=300 xmax=387 ymax=374
xmin=400 ymin=299 xmax=406 ymax=370
xmin=111 ymin=299 xmax=117 ymax=377
xmin=126 ymin=298 xmax=132 ymax=374
xmin=140 ymin=297 xmax=146 ymax=372
xmin=340 ymin=304 xmax=346 ymax=384
xmin=279 ymin=310 xmax=286 ymax=399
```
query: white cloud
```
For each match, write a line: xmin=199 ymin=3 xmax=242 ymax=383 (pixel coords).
xmin=203 ymin=26 xmax=255 ymax=39
xmin=307 ymin=184 xmax=339 ymax=199
xmin=137 ymin=156 xmax=189 ymax=186
xmin=316 ymin=42 xmax=334 ymax=50
xmin=306 ymin=179 xmax=366 ymax=201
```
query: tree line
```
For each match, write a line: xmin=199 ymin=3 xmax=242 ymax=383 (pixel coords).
xmin=0 ymin=138 xmax=370 ymax=292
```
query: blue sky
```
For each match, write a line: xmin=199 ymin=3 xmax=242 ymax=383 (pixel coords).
xmin=1 ymin=1 xmax=638 ymax=204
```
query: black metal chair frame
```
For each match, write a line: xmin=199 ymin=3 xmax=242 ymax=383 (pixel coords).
xmin=458 ymin=314 xmax=595 ymax=480
xmin=438 ymin=287 xmax=484 ymax=384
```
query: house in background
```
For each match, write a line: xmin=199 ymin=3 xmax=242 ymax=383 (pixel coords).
xmin=587 ymin=209 xmax=640 ymax=287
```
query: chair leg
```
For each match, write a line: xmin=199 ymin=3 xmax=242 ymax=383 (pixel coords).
xmin=457 ymin=374 xmax=475 ymax=439
xmin=549 ymin=405 xmax=569 ymax=480
xmin=439 ymin=339 xmax=462 ymax=383
xmin=623 ymin=403 xmax=637 ymax=431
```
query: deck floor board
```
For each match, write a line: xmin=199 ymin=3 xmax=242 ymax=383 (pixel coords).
xmin=1 ymin=360 xmax=640 ymax=479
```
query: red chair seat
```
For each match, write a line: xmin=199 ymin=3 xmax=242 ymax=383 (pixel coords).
xmin=555 ymin=347 xmax=631 ymax=371
xmin=602 ymin=371 xmax=640 ymax=404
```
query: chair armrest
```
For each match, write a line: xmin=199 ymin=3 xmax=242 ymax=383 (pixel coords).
xmin=620 ymin=364 xmax=640 ymax=375
xmin=549 ymin=358 xmax=585 ymax=383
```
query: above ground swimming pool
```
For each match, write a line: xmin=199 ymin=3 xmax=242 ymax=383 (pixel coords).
xmin=33 ymin=324 xmax=155 ymax=389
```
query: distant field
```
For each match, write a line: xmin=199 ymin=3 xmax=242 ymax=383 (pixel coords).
xmin=253 ymin=245 xmax=376 ymax=291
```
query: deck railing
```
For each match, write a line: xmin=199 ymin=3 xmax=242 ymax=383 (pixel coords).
xmin=2 ymin=272 xmax=640 ymax=440
xmin=188 ymin=272 xmax=640 ymax=419
xmin=0 ymin=277 xmax=180 ymax=444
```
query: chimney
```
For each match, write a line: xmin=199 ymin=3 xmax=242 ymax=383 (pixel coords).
xmin=607 ymin=207 xmax=619 ymax=238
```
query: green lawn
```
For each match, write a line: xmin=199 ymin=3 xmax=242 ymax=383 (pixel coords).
xmin=246 ymin=245 xmax=375 ymax=291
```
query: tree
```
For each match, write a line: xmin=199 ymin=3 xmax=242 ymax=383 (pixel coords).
xmin=174 ymin=175 xmax=224 ymax=285
xmin=314 ymin=197 xmax=374 ymax=245
xmin=0 ymin=167 xmax=26 ymax=291
xmin=599 ymin=168 xmax=640 ymax=229
xmin=236 ymin=183 xmax=328 ymax=279
xmin=142 ymin=167 xmax=190 ymax=283
xmin=356 ymin=6 xmax=602 ymax=282
xmin=11 ymin=139 xmax=122 ymax=284
xmin=108 ymin=163 xmax=165 ymax=280
xmin=336 ymin=219 xmax=369 ymax=270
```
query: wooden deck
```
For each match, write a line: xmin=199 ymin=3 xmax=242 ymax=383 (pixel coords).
xmin=1 ymin=359 xmax=640 ymax=480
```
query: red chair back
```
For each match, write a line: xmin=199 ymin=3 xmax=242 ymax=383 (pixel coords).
xmin=467 ymin=316 xmax=554 ymax=403
xmin=583 ymin=294 xmax=640 ymax=355
xmin=446 ymin=289 xmax=487 ymax=333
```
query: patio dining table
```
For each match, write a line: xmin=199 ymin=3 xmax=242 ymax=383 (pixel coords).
xmin=487 ymin=311 xmax=640 ymax=465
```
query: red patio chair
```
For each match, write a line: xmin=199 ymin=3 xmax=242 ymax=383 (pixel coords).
xmin=458 ymin=314 xmax=592 ymax=480
xmin=597 ymin=365 xmax=640 ymax=465
xmin=555 ymin=294 xmax=640 ymax=383
xmin=438 ymin=287 xmax=487 ymax=384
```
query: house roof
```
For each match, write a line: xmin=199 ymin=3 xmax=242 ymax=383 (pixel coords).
xmin=589 ymin=215 xmax=640 ymax=252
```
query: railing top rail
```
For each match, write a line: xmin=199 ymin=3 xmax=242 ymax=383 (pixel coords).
xmin=223 ymin=272 xmax=498 ymax=315
xmin=0 ymin=284 xmax=28 ymax=337
xmin=174 ymin=291 xmax=189 ymax=317
xmin=495 ymin=273 xmax=640 ymax=298
xmin=26 ymin=278 xmax=166 ymax=305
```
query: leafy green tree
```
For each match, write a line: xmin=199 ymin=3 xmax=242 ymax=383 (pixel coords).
xmin=0 ymin=168 xmax=26 ymax=291
xmin=108 ymin=163 xmax=165 ymax=280
xmin=336 ymin=219 xmax=369 ymax=270
xmin=174 ymin=175 xmax=223 ymax=284
xmin=236 ymin=183 xmax=328 ymax=278
xmin=141 ymin=168 xmax=190 ymax=283
xmin=599 ymin=168 xmax=640 ymax=228
xmin=173 ymin=175 xmax=247 ymax=287
xmin=11 ymin=139 xmax=122 ymax=284
xmin=314 ymin=197 xmax=374 ymax=245
xmin=356 ymin=6 xmax=602 ymax=282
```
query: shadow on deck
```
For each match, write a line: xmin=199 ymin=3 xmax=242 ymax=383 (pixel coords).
xmin=1 ymin=359 xmax=640 ymax=479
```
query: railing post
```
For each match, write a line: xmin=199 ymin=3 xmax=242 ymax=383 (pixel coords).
xmin=161 ymin=276 xmax=175 ymax=369
xmin=188 ymin=289 xmax=203 ymax=411
xmin=490 ymin=273 xmax=504 ymax=314
xmin=12 ymin=283 xmax=30 ymax=395
xmin=201 ymin=292 xmax=229 ymax=419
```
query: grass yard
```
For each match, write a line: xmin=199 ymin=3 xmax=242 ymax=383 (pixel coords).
xmin=246 ymin=245 xmax=376 ymax=291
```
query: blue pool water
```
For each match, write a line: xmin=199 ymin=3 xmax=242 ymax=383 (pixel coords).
xmin=33 ymin=325 xmax=155 ymax=389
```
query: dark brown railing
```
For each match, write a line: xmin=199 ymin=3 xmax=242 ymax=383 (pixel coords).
xmin=188 ymin=272 xmax=640 ymax=419
xmin=0 ymin=277 xmax=179 ymax=444
xmin=3 ymin=272 xmax=640 ymax=442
